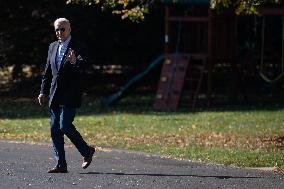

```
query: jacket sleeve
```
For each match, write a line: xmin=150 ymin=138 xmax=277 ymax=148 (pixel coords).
xmin=40 ymin=43 xmax=53 ymax=96
xmin=74 ymin=42 xmax=88 ymax=91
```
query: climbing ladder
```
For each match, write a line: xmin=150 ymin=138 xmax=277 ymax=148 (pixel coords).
xmin=182 ymin=54 xmax=207 ymax=109
xmin=154 ymin=53 xmax=206 ymax=110
xmin=154 ymin=53 xmax=190 ymax=110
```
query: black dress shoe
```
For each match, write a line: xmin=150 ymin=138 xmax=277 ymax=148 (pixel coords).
xmin=47 ymin=167 xmax=68 ymax=173
xmin=82 ymin=146 xmax=96 ymax=169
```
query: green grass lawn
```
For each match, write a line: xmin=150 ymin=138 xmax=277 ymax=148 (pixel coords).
xmin=0 ymin=96 xmax=284 ymax=169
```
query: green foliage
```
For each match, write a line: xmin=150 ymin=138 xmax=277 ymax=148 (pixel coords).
xmin=67 ymin=0 xmax=152 ymax=22
xmin=67 ymin=0 xmax=282 ymax=22
xmin=212 ymin=0 xmax=281 ymax=14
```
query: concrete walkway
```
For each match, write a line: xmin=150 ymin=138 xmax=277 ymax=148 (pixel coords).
xmin=0 ymin=141 xmax=283 ymax=189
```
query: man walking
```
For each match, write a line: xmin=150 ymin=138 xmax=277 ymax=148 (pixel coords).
xmin=38 ymin=18 xmax=95 ymax=173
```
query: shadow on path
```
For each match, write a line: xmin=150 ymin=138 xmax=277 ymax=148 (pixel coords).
xmin=80 ymin=172 xmax=260 ymax=179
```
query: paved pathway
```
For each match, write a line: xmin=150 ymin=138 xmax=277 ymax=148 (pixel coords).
xmin=0 ymin=141 xmax=283 ymax=189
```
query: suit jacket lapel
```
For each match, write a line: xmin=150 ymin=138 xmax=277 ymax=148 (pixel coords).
xmin=50 ymin=42 xmax=59 ymax=71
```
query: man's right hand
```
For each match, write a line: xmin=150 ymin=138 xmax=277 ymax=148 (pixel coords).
xmin=38 ymin=94 xmax=45 ymax=106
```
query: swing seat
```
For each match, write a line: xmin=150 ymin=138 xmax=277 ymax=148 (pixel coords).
xmin=259 ymin=15 xmax=284 ymax=83
xmin=259 ymin=71 xmax=284 ymax=83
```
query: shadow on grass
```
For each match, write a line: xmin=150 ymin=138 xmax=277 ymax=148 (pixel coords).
xmin=1 ymin=95 xmax=284 ymax=119
xmin=80 ymin=172 xmax=260 ymax=179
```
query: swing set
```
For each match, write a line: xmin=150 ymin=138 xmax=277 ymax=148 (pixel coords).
xmin=101 ymin=3 xmax=284 ymax=109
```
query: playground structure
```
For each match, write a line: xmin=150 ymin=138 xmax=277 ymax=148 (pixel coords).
xmin=102 ymin=1 xmax=284 ymax=110
xmin=154 ymin=1 xmax=284 ymax=110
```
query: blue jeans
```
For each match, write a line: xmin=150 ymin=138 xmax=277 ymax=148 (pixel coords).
xmin=50 ymin=105 xmax=90 ymax=168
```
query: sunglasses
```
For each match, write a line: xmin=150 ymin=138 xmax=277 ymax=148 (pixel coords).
xmin=55 ymin=28 xmax=66 ymax=32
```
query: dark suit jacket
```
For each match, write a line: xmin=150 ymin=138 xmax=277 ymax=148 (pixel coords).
xmin=40 ymin=38 xmax=87 ymax=108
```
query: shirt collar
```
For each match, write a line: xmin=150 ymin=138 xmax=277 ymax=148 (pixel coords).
xmin=59 ymin=35 xmax=71 ymax=46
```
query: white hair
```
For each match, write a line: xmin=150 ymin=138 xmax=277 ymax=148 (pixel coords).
xmin=54 ymin=18 xmax=71 ymax=28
